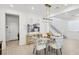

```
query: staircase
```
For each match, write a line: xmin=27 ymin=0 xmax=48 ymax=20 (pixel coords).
xmin=49 ymin=23 xmax=66 ymax=39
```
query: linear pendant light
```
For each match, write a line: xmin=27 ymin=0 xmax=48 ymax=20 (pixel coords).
xmin=43 ymin=4 xmax=52 ymax=21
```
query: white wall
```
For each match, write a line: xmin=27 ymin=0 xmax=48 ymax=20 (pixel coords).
xmin=19 ymin=12 xmax=42 ymax=46
xmin=0 ymin=8 xmax=42 ymax=49
xmin=0 ymin=10 xmax=6 ymax=49
xmin=53 ymin=17 xmax=79 ymax=40
xmin=40 ymin=20 xmax=50 ymax=33
xmin=66 ymin=17 xmax=79 ymax=40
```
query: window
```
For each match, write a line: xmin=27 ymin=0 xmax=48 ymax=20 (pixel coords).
xmin=68 ymin=20 xmax=79 ymax=31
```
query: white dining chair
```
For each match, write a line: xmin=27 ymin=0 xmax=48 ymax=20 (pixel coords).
xmin=33 ymin=37 xmax=48 ymax=55
xmin=50 ymin=35 xmax=63 ymax=55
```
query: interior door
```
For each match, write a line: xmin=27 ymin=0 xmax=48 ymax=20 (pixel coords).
xmin=6 ymin=14 xmax=19 ymax=41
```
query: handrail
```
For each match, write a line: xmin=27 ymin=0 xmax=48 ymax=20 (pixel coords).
xmin=50 ymin=24 xmax=66 ymax=39
xmin=50 ymin=24 xmax=62 ymax=34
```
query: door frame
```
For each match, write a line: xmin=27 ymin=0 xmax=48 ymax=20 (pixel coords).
xmin=5 ymin=13 xmax=20 ymax=43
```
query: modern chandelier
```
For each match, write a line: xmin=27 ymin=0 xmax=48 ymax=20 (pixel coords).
xmin=43 ymin=4 xmax=52 ymax=21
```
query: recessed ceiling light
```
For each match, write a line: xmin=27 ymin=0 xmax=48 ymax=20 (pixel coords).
xmin=32 ymin=6 xmax=34 ymax=10
xmin=10 ymin=4 xmax=14 ymax=8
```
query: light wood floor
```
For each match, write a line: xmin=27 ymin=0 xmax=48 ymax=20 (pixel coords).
xmin=2 ymin=39 xmax=79 ymax=55
xmin=2 ymin=40 xmax=33 ymax=55
xmin=62 ymin=39 xmax=79 ymax=55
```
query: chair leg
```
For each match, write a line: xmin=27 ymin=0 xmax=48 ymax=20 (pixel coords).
xmin=56 ymin=49 xmax=58 ymax=55
xmin=48 ymin=46 xmax=50 ymax=51
xmin=53 ymin=48 xmax=55 ymax=54
xmin=33 ymin=48 xmax=35 ymax=54
xmin=60 ymin=48 xmax=62 ymax=55
xmin=44 ymin=48 xmax=46 ymax=54
xmin=36 ymin=50 xmax=38 ymax=55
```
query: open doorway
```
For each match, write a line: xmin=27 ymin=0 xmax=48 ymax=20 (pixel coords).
xmin=5 ymin=14 xmax=19 ymax=46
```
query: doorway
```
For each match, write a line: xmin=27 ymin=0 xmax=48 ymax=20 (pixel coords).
xmin=5 ymin=14 xmax=19 ymax=46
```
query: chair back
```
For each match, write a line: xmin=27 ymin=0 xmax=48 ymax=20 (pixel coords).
xmin=35 ymin=37 xmax=47 ymax=50
xmin=50 ymin=35 xmax=64 ymax=49
xmin=55 ymin=36 xmax=63 ymax=49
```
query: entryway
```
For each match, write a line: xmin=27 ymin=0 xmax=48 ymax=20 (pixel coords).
xmin=5 ymin=14 xmax=19 ymax=46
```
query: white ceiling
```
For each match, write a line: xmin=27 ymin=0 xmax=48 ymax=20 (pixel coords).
xmin=54 ymin=8 xmax=79 ymax=20
xmin=0 ymin=4 xmax=72 ymax=17
xmin=0 ymin=4 xmax=45 ymax=17
xmin=0 ymin=4 xmax=79 ymax=20
xmin=53 ymin=4 xmax=79 ymax=20
xmin=51 ymin=4 xmax=71 ymax=13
